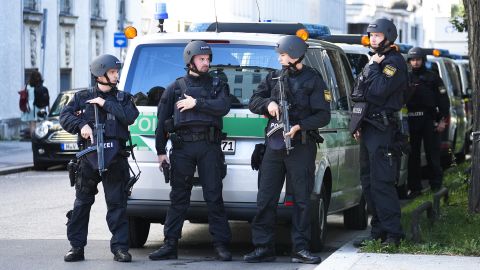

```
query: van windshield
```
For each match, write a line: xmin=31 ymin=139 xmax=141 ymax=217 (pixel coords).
xmin=49 ymin=92 xmax=74 ymax=117
xmin=124 ymin=44 xmax=281 ymax=108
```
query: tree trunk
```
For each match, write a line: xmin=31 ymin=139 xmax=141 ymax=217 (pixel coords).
xmin=464 ymin=0 xmax=480 ymax=213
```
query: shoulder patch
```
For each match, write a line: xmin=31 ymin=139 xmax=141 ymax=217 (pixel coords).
xmin=324 ymin=90 xmax=332 ymax=102
xmin=382 ymin=65 xmax=397 ymax=77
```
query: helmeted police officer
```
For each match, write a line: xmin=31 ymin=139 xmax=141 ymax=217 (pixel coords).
xmin=406 ymin=47 xmax=450 ymax=198
xmin=244 ymin=35 xmax=330 ymax=264
xmin=350 ymin=18 xmax=408 ymax=247
xmin=60 ymin=54 xmax=139 ymax=262
xmin=149 ymin=40 xmax=232 ymax=261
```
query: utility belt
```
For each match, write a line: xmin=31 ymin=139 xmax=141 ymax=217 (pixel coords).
xmin=290 ymin=130 xmax=324 ymax=145
xmin=364 ymin=112 xmax=399 ymax=131
xmin=170 ymin=127 xmax=226 ymax=148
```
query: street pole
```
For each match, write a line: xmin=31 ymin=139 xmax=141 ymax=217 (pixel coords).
xmin=41 ymin=8 xmax=47 ymax=76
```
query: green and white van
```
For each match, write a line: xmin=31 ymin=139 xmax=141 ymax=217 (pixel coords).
xmin=119 ymin=24 xmax=366 ymax=251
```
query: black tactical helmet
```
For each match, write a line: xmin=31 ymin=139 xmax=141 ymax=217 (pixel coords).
xmin=183 ymin=40 xmax=212 ymax=66
xmin=407 ymin=47 xmax=426 ymax=60
xmin=275 ymin=35 xmax=308 ymax=59
xmin=90 ymin=54 xmax=122 ymax=77
xmin=366 ymin=18 xmax=398 ymax=43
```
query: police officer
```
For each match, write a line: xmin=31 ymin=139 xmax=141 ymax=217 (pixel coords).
xmin=351 ymin=18 xmax=407 ymax=247
xmin=149 ymin=40 xmax=232 ymax=261
xmin=406 ymin=47 xmax=449 ymax=198
xmin=60 ymin=54 xmax=139 ymax=262
xmin=244 ymin=35 xmax=330 ymax=264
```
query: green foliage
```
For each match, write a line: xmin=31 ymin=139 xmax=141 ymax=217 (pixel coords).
xmin=450 ymin=4 xmax=468 ymax=32
xmin=362 ymin=162 xmax=480 ymax=256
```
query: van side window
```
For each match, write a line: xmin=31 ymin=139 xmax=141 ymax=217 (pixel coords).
xmin=445 ymin=61 xmax=462 ymax=97
xmin=320 ymin=49 xmax=344 ymax=111
xmin=325 ymin=49 xmax=351 ymax=111
xmin=346 ymin=53 xmax=369 ymax=79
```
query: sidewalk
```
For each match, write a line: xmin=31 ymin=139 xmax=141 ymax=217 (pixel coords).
xmin=316 ymin=238 xmax=480 ymax=270
xmin=0 ymin=140 xmax=33 ymax=174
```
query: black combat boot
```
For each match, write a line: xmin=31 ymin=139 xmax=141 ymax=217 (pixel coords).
xmin=64 ymin=247 xmax=84 ymax=262
xmin=113 ymin=249 xmax=132 ymax=262
xmin=243 ymin=246 xmax=276 ymax=263
xmin=149 ymin=238 xmax=178 ymax=260
xmin=214 ymin=244 xmax=232 ymax=261
xmin=291 ymin=249 xmax=322 ymax=264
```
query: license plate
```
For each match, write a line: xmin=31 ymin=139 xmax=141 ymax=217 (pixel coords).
xmin=61 ymin=143 xmax=79 ymax=151
xmin=221 ymin=140 xmax=235 ymax=155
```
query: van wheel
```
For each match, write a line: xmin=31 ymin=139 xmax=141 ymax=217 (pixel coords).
xmin=310 ymin=187 xmax=328 ymax=252
xmin=343 ymin=195 xmax=368 ymax=230
xmin=128 ymin=216 xmax=150 ymax=248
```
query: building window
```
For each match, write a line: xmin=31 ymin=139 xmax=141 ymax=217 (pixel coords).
xmin=91 ymin=0 xmax=102 ymax=18
xmin=234 ymin=75 xmax=243 ymax=84
xmin=60 ymin=0 xmax=73 ymax=15
xmin=252 ymin=74 xmax=261 ymax=84
xmin=24 ymin=0 xmax=39 ymax=11
xmin=411 ymin=25 xmax=418 ymax=40
xmin=60 ymin=68 xmax=72 ymax=91
xmin=234 ymin=88 xmax=242 ymax=98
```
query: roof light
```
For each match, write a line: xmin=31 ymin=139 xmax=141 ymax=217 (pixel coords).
xmin=361 ymin=35 xmax=370 ymax=46
xmin=296 ymin=28 xmax=309 ymax=41
xmin=124 ymin=26 xmax=137 ymax=39
xmin=432 ymin=49 xmax=441 ymax=57
xmin=154 ymin=2 xmax=168 ymax=20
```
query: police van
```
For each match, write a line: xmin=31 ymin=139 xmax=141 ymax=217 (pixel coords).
xmin=425 ymin=51 xmax=467 ymax=166
xmin=119 ymin=22 xmax=366 ymax=251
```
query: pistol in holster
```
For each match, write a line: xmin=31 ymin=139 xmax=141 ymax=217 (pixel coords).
xmin=67 ymin=159 xmax=78 ymax=187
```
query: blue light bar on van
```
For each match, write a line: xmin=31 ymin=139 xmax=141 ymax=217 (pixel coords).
xmin=187 ymin=22 xmax=331 ymax=39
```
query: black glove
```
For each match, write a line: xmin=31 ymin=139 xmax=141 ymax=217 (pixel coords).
xmin=251 ymin=143 xmax=266 ymax=171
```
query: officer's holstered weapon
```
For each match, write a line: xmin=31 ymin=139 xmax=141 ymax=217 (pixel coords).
xmin=274 ymin=72 xmax=294 ymax=154
xmin=161 ymin=161 xmax=171 ymax=183
xmin=67 ymin=159 xmax=77 ymax=187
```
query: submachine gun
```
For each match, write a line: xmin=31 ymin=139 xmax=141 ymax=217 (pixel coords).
xmin=74 ymin=103 xmax=106 ymax=176
xmin=277 ymin=72 xmax=294 ymax=155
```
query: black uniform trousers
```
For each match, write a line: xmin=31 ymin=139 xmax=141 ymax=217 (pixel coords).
xmin=163 ymin=140 xmax=232 ymax=246
xmin=67 ymin=157 xmax=130 ymax=253
xmin=360 ymin=123 xmax=404 ymax=239
xmin=407 ymin=114 xmax=442 ymax=191
xmin=251 ymin=140 xmax=316 ymax=252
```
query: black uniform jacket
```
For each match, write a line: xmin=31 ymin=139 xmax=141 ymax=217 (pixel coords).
xmin=155 ymin=74 xmax=231 ymax=155
xmin=60 ymin=86 xmax=139 ymax=143
xmin=249 ymin=65 xmax=331 ymax=131
xmin=407 ymin=67 xmax=450 ymax=119
xmin=364 ymin=49 xmax=408 ymax=114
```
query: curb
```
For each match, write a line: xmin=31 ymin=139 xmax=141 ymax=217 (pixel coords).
xmin=315 ymin=238 xmax=364 ymax=270
xmin=0 ymin=164 xmax=34 ymax=176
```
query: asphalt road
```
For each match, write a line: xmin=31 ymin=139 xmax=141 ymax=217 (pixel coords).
xmin=0 ymin=169 xmax=366 ymax=270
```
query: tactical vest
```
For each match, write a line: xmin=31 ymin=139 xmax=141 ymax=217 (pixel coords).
xmin=270 ymin=69 xmax=315 ymax=125
xmin=83 ymin=88 xmax=130 ymax=141
xmin=407 ymin=71 xmax=437 ymax=112
xmin=173 ymin=77 xmax=221 ymax=129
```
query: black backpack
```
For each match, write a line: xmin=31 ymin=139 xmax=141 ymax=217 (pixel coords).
xmin=33 ymin=86 xmax=50 ymax=108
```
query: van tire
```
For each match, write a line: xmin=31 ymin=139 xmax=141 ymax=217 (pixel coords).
xmin=343 ymin=195 xmax=368 ymax=230
xmin=310 ymin=187 xmax=328 ymax=252
xmin=128 ymin=216 xmax=150 ymax=248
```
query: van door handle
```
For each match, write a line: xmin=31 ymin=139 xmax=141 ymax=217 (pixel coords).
xmin=318 ymin=129 xmax=338 ymax=134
